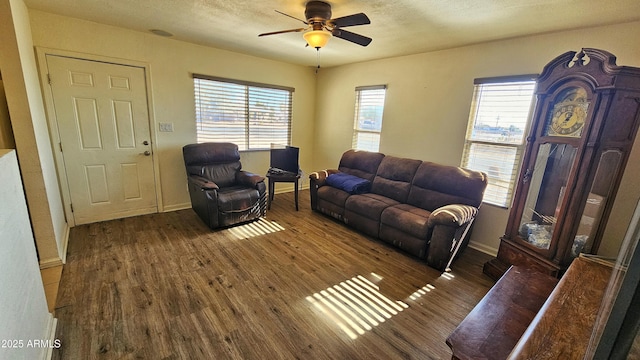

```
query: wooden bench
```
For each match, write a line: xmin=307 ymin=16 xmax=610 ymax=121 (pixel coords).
xmin=447 ymin=257 xmax=613 ymax=360
xmin=446 ymin=266 xmax=558 ymax=360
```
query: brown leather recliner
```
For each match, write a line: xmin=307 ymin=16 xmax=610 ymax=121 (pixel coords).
xmin=183 ymin=142 xmax=266 ymax=229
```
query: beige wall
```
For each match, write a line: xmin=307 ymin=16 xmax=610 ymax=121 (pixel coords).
xmin=314 ymin=21 xmax=640 ymax=256
xmin=29 ymin=10 xmax=317 ymax=212
xmin=0 ymin=150 xmax=53 ymax=360
xmin=0 ymin=0 xmax=67 ymax=267
xmin=22 ymin=8 xmax=640 ymax=258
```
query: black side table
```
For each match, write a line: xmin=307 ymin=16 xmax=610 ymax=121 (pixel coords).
xmin=266 ymin=171 xmax=301 ymax=211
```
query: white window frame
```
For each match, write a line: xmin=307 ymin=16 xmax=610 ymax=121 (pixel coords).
xmin=461 ymin=75 xmax=537 ymax=208
xmin=193 ymin=74 xmax=294 ymax=150
xmin=352 ymin=85 xmax=387 ymax=152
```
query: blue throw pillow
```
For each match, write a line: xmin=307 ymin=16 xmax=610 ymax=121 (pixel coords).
xmin=326 ymin=173 xmax=371 ymax=194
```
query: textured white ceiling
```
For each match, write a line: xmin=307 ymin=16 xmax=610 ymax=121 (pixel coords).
xmin=24 ymin=0 xmax=640 ymax=68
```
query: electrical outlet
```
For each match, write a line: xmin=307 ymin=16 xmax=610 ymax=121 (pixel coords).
xmin=159 ymin=122 xmax=174 ymax=132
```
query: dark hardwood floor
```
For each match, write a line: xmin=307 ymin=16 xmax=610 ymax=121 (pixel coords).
xmin=52 ymin=189 xmax=495 ymax=359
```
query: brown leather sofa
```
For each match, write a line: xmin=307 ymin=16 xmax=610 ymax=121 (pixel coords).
xmin=309 ymin=150 xmax=488 ymax=271
xmin=183 ymin=142 xmax=266 ymax=229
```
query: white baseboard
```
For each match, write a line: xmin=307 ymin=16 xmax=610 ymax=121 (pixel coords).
xmin=40 ymin=223 xmax=70 ymax=269
xmin=163 ymin=189 xmax=309 ymax=211
xmin=468 ymin=241 xmax=498 ymax=257
xmin=273 ymin=183 xmax=310 ymax=195
xmin=42 ymin=314 xmax=58 ymax=360
xmin=60 ymin=223 xmax=70 ymax=264
xmin=162 ymin=202 xmax=192 ymax=212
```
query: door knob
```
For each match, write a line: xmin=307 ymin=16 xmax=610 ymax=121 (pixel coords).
xmin=143 ymin=151 xmax=151 ymax=156
xmin=143 ymin=140 xmax=149 ymax=145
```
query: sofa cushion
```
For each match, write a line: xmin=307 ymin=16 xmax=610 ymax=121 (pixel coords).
xmin=371 ymin=156 xmax=422 ymax=203
xmin=316 ymin=186 xmax=351 ymax=218
xmin=344 ymin=193 xmax=399 ymax=238
xmin=408 ymin=162 xmax=487 ymax=211
xmin=326 ymin=173 xmax=371 ymax=194
xmin=345 ymin=193 xmax=400 ymax=221
xmin=338 ymin=150 xmax=385 ymax=182
xmin=380 ymin=204 xmax=432 ymax=240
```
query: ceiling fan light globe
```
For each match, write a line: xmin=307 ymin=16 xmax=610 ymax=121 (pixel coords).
xmin=303 ymin=30 xmax=332 ymax=49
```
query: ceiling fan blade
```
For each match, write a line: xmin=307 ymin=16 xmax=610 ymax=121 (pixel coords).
xmin=258 ymin=28 xmax=307 ymax=37
xmin=329 ymin=13 xmax=370 ymax=28
xmin=274 ymin=10 xmax=308 ymax=25
xmin=332 ymin=28 xmax=372 ymax=46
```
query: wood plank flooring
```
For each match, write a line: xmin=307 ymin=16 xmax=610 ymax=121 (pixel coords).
xmin=52 ymin=189 xmax=495 ymax=359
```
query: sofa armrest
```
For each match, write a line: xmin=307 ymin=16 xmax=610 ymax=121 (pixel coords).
xmin=188 ymin=175 xmax=219 ymax=190
xmin=426 ymin=204 xmax=479 ymax=271
xmin=237 ymin=171 xmax=265 ymax=188
xmin=428 ymin=204 xmax=478 ymax=228
xmin=309 ymin=169 xmax=339 ymax=211
xmin=309 ymin=169 xmax=340 ymax=186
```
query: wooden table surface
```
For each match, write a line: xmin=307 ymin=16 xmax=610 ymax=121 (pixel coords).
xmin=446 ymin=266 xmax=558 ymax=360
xmin=509 ymin=256 xmax=613 ymax=359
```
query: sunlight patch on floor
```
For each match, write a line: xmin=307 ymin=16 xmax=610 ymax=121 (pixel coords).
xmin=407 ymin=272 xmax=454 ymax=301
xmin=227 ymin=218 xmax=285 ymax=239
xmin=408 ymin=283 xmax=436 ymax=301
xmin=306 ymin=274 xmax=408 ymax=340
xmin=441 ymin=272 xmax=455 ymax=280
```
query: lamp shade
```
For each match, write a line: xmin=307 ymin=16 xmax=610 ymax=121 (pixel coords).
xmin=303 ymin=30 xmax=332 ymax=48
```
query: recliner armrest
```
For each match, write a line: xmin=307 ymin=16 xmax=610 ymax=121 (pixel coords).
xmin=428 ymin=204 xmax=478 ymax=227
xmin=237 ymin=171 xmax=265 ymax=188
xmin=309 ymin=169 xmax=339 ymax=186
xmin=188 ymin=175 xmax=219 ymax=190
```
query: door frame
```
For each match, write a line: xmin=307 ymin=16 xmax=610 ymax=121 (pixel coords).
xmin=36 ymin=47 xmax=163 ymax=227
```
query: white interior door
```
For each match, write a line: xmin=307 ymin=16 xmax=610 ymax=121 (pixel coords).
xmin=46 ymin=55 xmax=157 ymax=225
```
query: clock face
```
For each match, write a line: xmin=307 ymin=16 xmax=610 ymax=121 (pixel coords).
xmin=546 ymin=87 xmax=589 ymax=137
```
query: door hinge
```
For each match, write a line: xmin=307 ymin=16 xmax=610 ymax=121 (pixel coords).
xmin=59 ymin=142 xmax=63 ymax=152
xmin=47 ymin=73 xmax=52 ymax=85
xmin=70 ymin=203 xmax=74 ymax=212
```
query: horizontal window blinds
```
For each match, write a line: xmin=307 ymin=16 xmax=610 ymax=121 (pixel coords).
xmin=461 ymin=79 xmax=536 ymax=207
xmin=352 ymin=86 xmax=387 ymax=151
xmin=466 ymin=81 xmax=536 ymax=145
xmin=193 ymin=75 xmax=293 ymax=150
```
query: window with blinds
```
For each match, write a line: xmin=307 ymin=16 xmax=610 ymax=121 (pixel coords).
xmin=352 ymin=85 xmax=387 ymax=152
xmin=461 ymin=76 xmax=536 ymax=207
xmin=193 ymin=74 xmax=294 ymax=150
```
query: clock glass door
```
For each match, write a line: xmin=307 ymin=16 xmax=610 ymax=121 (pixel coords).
xmin=518 ymin=142 xmax=578 ymax=250
xmin=572 ymin=149 xmax=623 ymax=256
xmin=544 ymin=86 xmax=589 ymax=138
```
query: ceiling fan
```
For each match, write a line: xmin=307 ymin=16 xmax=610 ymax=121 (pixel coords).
xmin=258 ymin=1 xmax=372 ymax=49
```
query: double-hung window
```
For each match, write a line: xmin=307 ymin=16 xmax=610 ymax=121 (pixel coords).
xmin=461 ymin=76 xmax=537 ymax=207
xmin=352 ymin=85 xmax=387 ymax=152
xmin=193 ymin=74 xmax=294 ymax=150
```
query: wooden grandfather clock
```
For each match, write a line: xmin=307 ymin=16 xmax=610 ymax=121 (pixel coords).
xmin=484 ymin=48 xmax=640 ymax=280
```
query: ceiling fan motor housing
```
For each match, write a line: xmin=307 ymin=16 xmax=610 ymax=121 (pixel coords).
xmin=305 ymin=1 xmax=332 ymax=27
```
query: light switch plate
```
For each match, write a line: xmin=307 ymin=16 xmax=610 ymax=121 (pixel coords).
xmin=159 ymin=122 xmax=174 ymax=132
